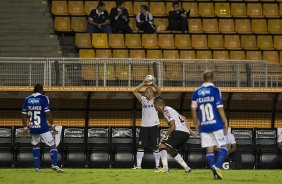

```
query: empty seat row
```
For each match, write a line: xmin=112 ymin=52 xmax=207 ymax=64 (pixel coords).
xmin=75 ymin=33 xmax=282 ymax=51
xmin=55 ymin=16 xmax=282 ymax=34
xmin=79 ymin=49 xmax=282 ymax=63
xmin=52 ymin=1 xmax=282 ymax=18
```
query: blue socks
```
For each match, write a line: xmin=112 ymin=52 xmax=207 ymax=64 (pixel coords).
xmin=215 ymin=147 xmax=228 ymax=168
xmin=50 ymin=148 xmax=58 ymax=166
xmin=32 ymin=147 xmax=41 ymax=169
xmin=206 ymin=152 xmax=215 ymax=168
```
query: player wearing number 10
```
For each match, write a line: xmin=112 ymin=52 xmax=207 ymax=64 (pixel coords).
xmin=21 ymin=84 xmax=64 ymax=173
xmin=191 ymin=70 xmax=228 ymax=180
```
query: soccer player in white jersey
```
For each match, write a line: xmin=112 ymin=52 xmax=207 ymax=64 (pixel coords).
xmin=191 ymin=70 xmax=228 ymax=179
xmin=21 ymin=84 xmax=64 ymax=173
xmin=133 ymin=80 xmax=161 ymax=169
xmin=154 ymin=96 xmax=194 ymax=173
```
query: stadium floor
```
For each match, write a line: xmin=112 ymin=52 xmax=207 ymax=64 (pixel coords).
xmin=0 ymin=169 xmax=281 ymax=184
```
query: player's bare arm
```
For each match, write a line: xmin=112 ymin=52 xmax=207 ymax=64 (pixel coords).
xmin=133 ymin=80 xmax=146 ymax=101
xmin=152 ymin=83 xmax=161 ymax=96
xmin=161 ymin=120 xmax=176 ymax=142
xmin=218 ymin=107 xmax=228 ymax=134
xmin=21 ymin=113 xmax=29 ymax=136
xmin=228 ymin=143 xmax=237 ymax=155
xmin=191 ymin=107 xmax=199 ymax=134
xmin=46 ymin=111 xmax=57 ymax=135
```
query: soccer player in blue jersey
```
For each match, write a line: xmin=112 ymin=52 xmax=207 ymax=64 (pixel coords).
xmin=21 ymin=84 xmax=64 ymax=173
xmin=191 ymin=70 xmax=228 ymax=180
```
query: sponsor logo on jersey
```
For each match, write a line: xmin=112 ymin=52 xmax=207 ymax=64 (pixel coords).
xmin=198 ymin=88 xmax=211 ymax=96
xmin=28 ymin=98 xmax=40 ymax=104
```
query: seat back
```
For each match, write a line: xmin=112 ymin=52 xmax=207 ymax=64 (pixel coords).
xmin=147 ymin=50 xmax=162 ymax=59
xmin=163 ymin=50 xmax=179 ymax=59
xmin=213 ymin=51 xmax=229 ymax=60
xmin=224 ymin=35 xmax=240 ymax=49
xmin=268 ymin=19 xmax=282 ymax=34
xmin=231 ymin=3 xmax=247 ymax=17
xmin=113 ymin=49 xmax=129 ymax=59
xmin=252 ymin=19 xmax=267 ymax=34
xmin=88 ymin=128 xmax=109 ymax=145
xmin=71 ymin=17 xmax=87 ymax=32
xmin=75 ymin=33 xmax=92 ymax=48
xmin=247 ymin=3 xmax=263 ymax=17
xmin=219 ymin=19 xmax=234 ymax=33
xmin=175 ymin=34 xmax=191 ymax=49
xmin=235 ymin=19 xmax=251 ymax=33
xmin=0 ymin=127 xmax=12 ymax=145
xmin=180 ymin=50 xmax=195 ymax=59
xmin=92 ymin=33 xmax=109 ymax=48
xmin=256 ymin=129 xmax=276 ymax=146
xmin=52 ymin=1 xmax=68 ymax=15
xmin=68 ymin=1 xmax=84 ymax=15
xmin=109 ymin=34 xmax=125 ymax=48
xmin=257 ymin=36 xmax=273 ymax=50
xmin=192 ymin=35 xmax=207 ymax=49
xmin=142 ymin=34 xmax=158 ymax=48
xmin=129 ymin=50 xmax=146 ymax=59
xmin=158 ymin=34 xmax=175 ymax=49
xmin=111 ymin=128 xmax=133 ymax=145
xmin=203 ymin=19 xmax=218 ymax=33
xmin=208 ymin=35 xmax=224 ymax=49
xmin=230 ymin=51 xmax=246 ymax=60
xmin=55 ymin=17 xmax=71 ymax=32
xmin=84 ymin=1 xmax=98 ymax=15
xmin=246 ymin=51 xmax=262 ymax=61
xmin=188 ymin=19 xmax=203 ymax=33
xmin=150 ymin=2 xmax=166 ymax=16
xmin=125 ymin=34 xmax=141 ymax=48
xmin=263 ymin=3 xmax=279 ymax=17
xmin=263 ymin=51 xmax=279 ymax=63
xmin=63 ymin=128 xmax=85 ymax=146
xmin=199 ymin=3 xmax=214 ymax=17
xmin=215 ymin=3 xmax=230 ymax=17
xmin=182 ymin=2 xmax=198 ymax=17
xmin=232 ymin=129 xmax=253 ymax=146
xmin=196 ymin=51 xmax=212 ymax=59
xmin=241 ymin=35 xmax=257 ymax=50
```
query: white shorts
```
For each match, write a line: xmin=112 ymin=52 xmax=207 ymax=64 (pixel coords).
xmin=201 ymin=129 xmax=228 ymax=148
xmin=31 ymin=131 xmax=55 ymax=147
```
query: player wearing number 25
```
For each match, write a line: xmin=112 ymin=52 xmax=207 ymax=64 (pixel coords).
xmin=191 ymin=70 xmax=229 ymax=180
xmin=21 ymin=84 xmax=64 ymax=173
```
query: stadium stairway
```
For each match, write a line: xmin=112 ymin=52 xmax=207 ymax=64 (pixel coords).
xmin=0 ymin=0 xmax=62 ymax=57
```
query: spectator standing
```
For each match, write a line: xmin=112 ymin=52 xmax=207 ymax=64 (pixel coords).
xmin=136 ymin=5 xmax=156 ymax=33
xmin=110 ymin=0 xmax=132 ymax=33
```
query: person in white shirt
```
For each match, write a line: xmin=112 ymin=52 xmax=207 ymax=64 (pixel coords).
xmin=154 ymin=96 xmax=196 ymax=173
xmin=133 ymin=80 xmax=161 ymax=169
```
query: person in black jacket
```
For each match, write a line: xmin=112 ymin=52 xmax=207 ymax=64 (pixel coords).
xmin=110 ymin=0 xmax=132 ymax=33
xmin=136 ymin=5 xmax=156 ymax=34
xmin=167 ymin=1 xmax=190 ymax=33
xmin=87 ymin=1 xmax=112 ymax=34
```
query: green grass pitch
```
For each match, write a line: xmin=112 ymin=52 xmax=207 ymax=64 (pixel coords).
xmin=0 ymin=169 xmax=281 ymax=184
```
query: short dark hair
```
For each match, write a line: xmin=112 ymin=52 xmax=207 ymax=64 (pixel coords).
xmin=98 ymin=1 xmax=105 ymax=8
xmin=141 ymin=5 xmax=150 ymax=12
xmin=33 ymin=84 xmax=43 ymax=93
xmin=203 ymin=70 xmax=214 ymax=82
xmin=154 ymin=96 xmax=165 ymax=106
xmin=172 ymin=1 xmax=180 ymax=6
xmin=116 ymin=0 xmax=124 ymax=7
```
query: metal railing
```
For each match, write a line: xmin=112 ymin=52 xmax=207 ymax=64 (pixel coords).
xmin=0 ymin=57 xmax=274 ymax=87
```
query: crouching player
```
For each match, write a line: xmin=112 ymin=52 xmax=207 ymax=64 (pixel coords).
xmin=154 ymin=96 xmax=194 ymax=173
xmin=21 ymin=84 xmax=64 ymax=173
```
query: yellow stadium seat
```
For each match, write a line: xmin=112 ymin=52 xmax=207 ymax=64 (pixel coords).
xmin=147 ymin=50 xmax=162 ymax=59
xmin=263 ymin=51 xmax=279 ymax=63
xmin=191 ymin=35 xmax=208 ymax=49
xmin=98 ymin=64 xmax=115 ymax=80
xmin=131 ymin=64 xmax=153 ymax=80
xmin=52 ymin=1 xmax=68 ymax=15
xmin=235 ymin=19 xmax=252 ymax=33
xmin=199 ymin=3 xmax=215 ymax=17
xmin=280 ymin=3 xmax=282 ymax=16
xmin=55 ymin=17 xmax=71 ymax=32
xmin=133 ymin=1 xmax=149 ymax=15
xmin=125 ymin=34 xmax=142 ymax=48
xmin=252 ymin=19 xmax=267 ymax=34
xmin=71 ymin=17 xmax=87 ymax=32
xmin=274 ymin=36 xmax=282 ymax=50
xmin=116 ymin=65 xmax=129 ymax=80
xmin=165 ymin=2 xmax=173 ymax=15
xmin=85 ymin=1 xmax=98 ymax=15
xmin=231 ymin=3 xmax=247 ymax=17
xmin=75 ymin=33 xmax=92 ymax=48
xmin=142 ymin=34 xmax=158 ymax=49
xmin=247 ymin=3 xmax=263 ymax=17
xmin=150 ymin=2 xmax=166 ymax=16
xmin=215 ymin=3 xmax=231 ymax=17
xmin=96 ymin=49 xmax=112 ymax=58
xmin=68 ymin=1 xmax=84 ymax=15
xmin=208 ymin=35 xmax=224 ymax=49
xmin=128 ymin=18 xmax=137 ymax=32
xmin=263 ymin=3 xmax=279 ymax=17
xmin=203 ymin=19 xmax=219 ymax=33
xmin=213 ymin=51 xmax=229 ymax=60
xmin=125 ymin=1 xmax=133 ymax=16
xmin=219 ymin=19 xmax=235 ymax=33
xmin=182 ymin=2 xmax=199 ymax=17
xmin=105 ymin=1 xmax=116 ymax=14
xmin=180 ymin=50 xmax=195 ymax=59
xmin=163 ymin=50 xmax=179 ymax=59
xmin=246 ymin=51 xmax=262 ymax=60
xmin=113 ymin=49 xmax=129 ymax=58
xmin=129 ymin=50 xmax=146 ymax=59
xmin=230 ymin=51 xmax=246 ymax=60
xmin=158 ymin=34 xmax=175 ymax=49
xmin=224 ymin=35 xmax=241 ymax=50
xmin=241 ymin=35 xmax=257 ymax=50
xmin=188 ymin=19 xmax=203 ymax=33
xmin=79 ymin=49 xmax=95 ymax=58
xmin=164 ymin=62 xmax=182 ymax=80
xmin=155 ymin=18 xmax=169 ymax=33
xmin=257 ymin=36 xmax=274 ymax=50
xmin=196 ymin=51 xmax=212 ymax=59
xmin=92 ymin=33 xmax=109 ymax=48
xmin=268 ymin=19 xmax=282 ymax=34
xmin=175 ymin=34 xmax=191 ymax=49
xmin=109 ymin=34 xmax=125 ymax=48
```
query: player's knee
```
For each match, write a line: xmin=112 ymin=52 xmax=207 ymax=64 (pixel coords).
xmin=159 ymin=143 xmax=167 ymax=150
xmin=50 ymin=144 xmax=57 ymax=149
xmin=167 ymin=147 xmax=178 ymax=157
xmin=153 ymin=145 xmax=159 ymax=153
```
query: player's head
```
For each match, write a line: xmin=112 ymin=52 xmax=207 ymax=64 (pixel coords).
xmin=116 ymin=0 xmax=124 ymax=8
xmin=141 ymin=5 xmax=149 ymax=13
xmin=144 ymin=86 xmax=155 ymax=100
xmin=33 ymin=84 xmax=43 ymax=94
xmin=153 ymin=96 xmax=166 ymax=112
xmin=173 ymin=1 xmax=180 ymax=11
xmin=97 ymin=1 xmax=105 ymax=11
xmin=203 ymin=70 xmax=214 ymax=83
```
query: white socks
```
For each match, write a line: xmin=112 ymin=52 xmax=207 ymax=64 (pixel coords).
xmin=174 ymin=154 xmax=190 ymax=171
xmin=160 ymin=150 xmax=169 ymax=171
xmin=136 ymin=151 xmax=144 ymax=167
xmin=153 ymin=152 xmax=161 ymax=168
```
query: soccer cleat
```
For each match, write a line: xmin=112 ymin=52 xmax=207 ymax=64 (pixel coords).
xmin=132 ymin=166 xmax=142 ymax=170
xmin=211 ymin=166 xmax=223 ymax=180
xmin=155 ymin=168 xmax=169 ymax=173
xmin=185 ymin=167 xmax=192 ymax=173
xmin=156 ymin=166 xmax=160 ymax=170
xmin=35 ymin=168 xmax=41 ymax=172
xmin=51 ymin=165 xmax=64 ymax=173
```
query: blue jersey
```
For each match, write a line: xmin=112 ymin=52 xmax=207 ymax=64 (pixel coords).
xmin=191 ymin=82 xmax=224 ymax=133
xmin=22 ymin=93 xmax=51 ymax=134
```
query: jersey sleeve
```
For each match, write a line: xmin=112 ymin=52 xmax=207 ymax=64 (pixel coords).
xmin=191 ymin=91 xmax=198 ymax=108
xmin=164 ymin=109 xmax=174 ymax=122
xmin=214 ymin=88 xmax=223 ymax=108
xmin=22 ymin=99 xmax=28 ymax=114
xmin=42 ymin=96 xmax=50 ymax=113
